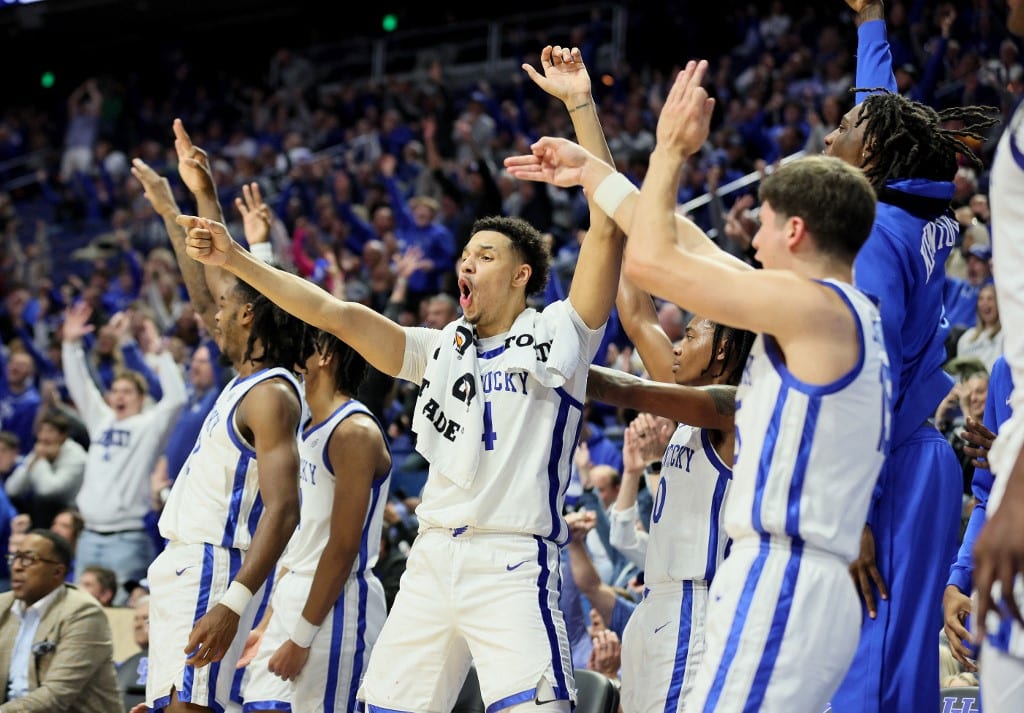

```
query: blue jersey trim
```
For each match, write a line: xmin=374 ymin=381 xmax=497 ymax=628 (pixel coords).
xmin=663 ymin=580 xmax=694 ymax=713
xmin=534 ymin=537 xmax=571 ymax=700
xmin=704 ymin=538 xmax=771 ymax=712
xmin=743 ymin=540 xmax=803 ymax=712
xmin=486 ymin=688 xmax=538 ymax=713
xmin=752 ymin=386 xmax=788 ymax=533
xmin=763 ymin=281 xmax=866 ymax=396
xmin=784 ymin=396 xmax=821 ymax=538
xmin=702 ymin=428 xmax=733 ymax=583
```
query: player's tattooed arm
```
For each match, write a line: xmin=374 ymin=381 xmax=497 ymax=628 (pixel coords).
xmin=705 ymin=385 xmax=738 ymax=417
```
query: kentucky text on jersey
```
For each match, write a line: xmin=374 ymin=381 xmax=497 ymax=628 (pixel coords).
xmin=919 ymin=214 xmax=957 ymax=281
xmin=299 ymin=459 xmax=317 ymax=485
xmin=480 ymin=370 xmax=529 ymax=395
xmin=664 ymin=443 xmax=695 ymax=472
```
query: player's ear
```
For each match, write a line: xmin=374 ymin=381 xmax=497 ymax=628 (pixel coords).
xmin=512 ymin=263 xmax=532 ymax=289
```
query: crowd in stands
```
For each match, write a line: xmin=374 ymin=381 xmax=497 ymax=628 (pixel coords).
xmin=0 ymin=0 xmax=1020 ymax=708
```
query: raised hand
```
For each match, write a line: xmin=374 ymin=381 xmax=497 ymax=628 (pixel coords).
xmin=521 ymin=45 xmax=591 ymax=103
xmin=130 ymin=158 xmax=179 ymax=217
xmin=61 ymin=301 xmax=95 ymax=342
xmin=844 ymin=0 xmax=885 ymax=24
xmin=503 ymin=136 xmax=596 ymax=188
xmin=177 ymin=215 xmax=236 ymax=267
xmin=173 ymin=118 xmax=216 ymax=197
xmin=235 ymin=182 xmax=272 ymax=247
xmin=655 ymin=60 xmax=716 ymax=160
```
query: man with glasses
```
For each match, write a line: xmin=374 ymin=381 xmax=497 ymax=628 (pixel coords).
xmin=0 ymin=529 xmax=121 ymax=711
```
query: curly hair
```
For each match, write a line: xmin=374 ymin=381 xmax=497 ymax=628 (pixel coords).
xmin=311 ymin=329 xmax=368 ymax=397
xmin=852 ymin=88 xmax=999 ymax=189
xmin=232 ymin=279 xmax=309 ymax=373
xmin=469 ymin=215 xmax=551 ymax=296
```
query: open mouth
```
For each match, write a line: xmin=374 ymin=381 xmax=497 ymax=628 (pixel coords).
xmin=458 ymin=278 xmax=472 ymax=308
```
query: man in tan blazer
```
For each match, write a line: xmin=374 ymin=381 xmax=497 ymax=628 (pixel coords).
xmin=0 ymin=529 xmax=121 ymax=712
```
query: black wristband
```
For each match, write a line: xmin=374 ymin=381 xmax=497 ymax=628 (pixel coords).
xmin=643 ymin=461 xmax=662 ymax=475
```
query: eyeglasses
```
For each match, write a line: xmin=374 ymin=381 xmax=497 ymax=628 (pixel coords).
xmin=6 ymin=552 xmax=62 ymax=568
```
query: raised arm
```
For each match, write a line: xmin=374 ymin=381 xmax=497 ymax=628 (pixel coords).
xmin=130 ymin=157 xmax=218 ymax=334
xmin=846 ymin=0 xmax=898 ymax=101
xmin=522 ymin=44 xmax=622 ymax=330
xmin=59 ymin=303 xmax=112 ymax=429
xmin=526 ymin=44 xmax=716 ymax=379
xmin=173 ymin=118 xmax=236 ymax=302
xmin=625 ymin=61 xmax=856 ymax=358
xmin=503 ymin=139 xmax=747 ymax=274
xmin=178 ymin=215 xmax=407 ymax=377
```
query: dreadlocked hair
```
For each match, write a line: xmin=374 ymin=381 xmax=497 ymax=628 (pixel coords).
xmin=852 ymin=88 xmax=999 ymax=189
xmin=313 ymin=329 xmax=368 ymax=397
xmin=233 ymin=279 xmax=309 ymax=373
xmin=705 ymin=323 xmax=757 ymax=386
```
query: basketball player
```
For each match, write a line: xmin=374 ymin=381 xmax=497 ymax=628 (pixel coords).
xmin=971 ymin=2 xmax=1024 ymax=709
xmin=132 ymin=122 xmax=308 ymax=713
xmin=503 ymin=59 xmax=890 ymax=711
xmin=177 ymin=45 xmax=623 ymax=713
xmin=584 ymin=312 xmax=754 ymax=713
xmin=827 ymin=4 xmax=999 ymax=710
xmin=243 ymin=329 xmax=391 ymax=713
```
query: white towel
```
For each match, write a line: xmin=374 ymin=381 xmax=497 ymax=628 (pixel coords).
xmin=412 ymin=301 xmax=586 ymax=489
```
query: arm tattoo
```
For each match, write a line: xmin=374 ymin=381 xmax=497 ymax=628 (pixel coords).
xmin=706 ymin=385 xmax=738 ymax=417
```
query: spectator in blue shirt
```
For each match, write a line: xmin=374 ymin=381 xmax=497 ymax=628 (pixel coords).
xmin=0 ymin=350 xmax=41 ymax=456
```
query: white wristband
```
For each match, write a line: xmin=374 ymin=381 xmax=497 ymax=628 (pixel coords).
xmin=592 ymin=172 xmax=637 ymax=218
xmin=250 ymin=242 xmax=274 ymax=263
xmin=218 ymin=581 xmax=254 ymax=616
xmin=290 ymin=615 xmax=321 ymax=648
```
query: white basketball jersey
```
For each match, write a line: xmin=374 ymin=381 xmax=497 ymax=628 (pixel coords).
xmin=645 ymin=424 xmax=732 ymax=587
xmin=282 ymin=399 xmax=391 ymax=576
xmin=160 ymin=367 xmax=303 ymax=550
xmin=399 ymin=302 xmax=604 ymax=544
xmin=989 ymin=99 xmax=1024 ymax=501
xmin=727 ymin=279 xmax=892 ymax=562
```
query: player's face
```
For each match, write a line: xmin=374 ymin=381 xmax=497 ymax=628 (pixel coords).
xmin=823 ymin=103 xmax=867 ymax=169
xmin=302 ymin=344 xmax=327 ymax=391
xmin=750 ymin=201 xmax=787 ymax=269
xmin=672 ymin=316 xmax=718 ymax=387
xmin=457 ymin=231 xmax=530 ymax=333
xmin=214 ymin=286 xmax=250 ymax=367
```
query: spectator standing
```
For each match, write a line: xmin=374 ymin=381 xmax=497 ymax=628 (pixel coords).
xmin=0 ymin=351 xmax=41 ymax=457
xmin=62 ymin=301 xmax=187 ymax=601
xmin=824 ymin=4 xmax=998 ymax=711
